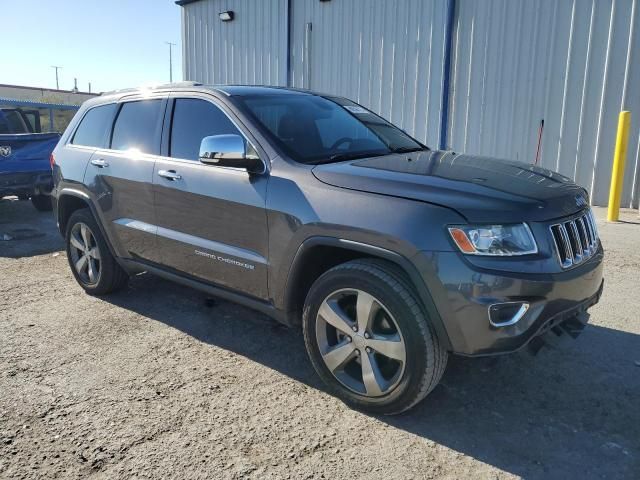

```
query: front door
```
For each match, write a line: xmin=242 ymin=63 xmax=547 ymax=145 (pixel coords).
xmin=151 ymin=95 xmax=269 ymax=299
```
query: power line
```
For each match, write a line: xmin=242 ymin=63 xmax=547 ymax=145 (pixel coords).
xmin=51 ymin=65 xmax=62 ymax=90
xmin=165 ymin=42 xmax=176 ymax=83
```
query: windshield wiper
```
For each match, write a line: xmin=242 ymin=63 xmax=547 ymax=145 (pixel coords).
xmin=312 ymin=150 xmax=390 ymax=165
xmin=390 ymin=146 xmax=428 ymax=154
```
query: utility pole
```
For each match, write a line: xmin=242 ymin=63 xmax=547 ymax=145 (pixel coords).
xmin=165 ymin=42 xmax=176 ymax=83
xmin=51 ymin=66 xmax=62 ymax=90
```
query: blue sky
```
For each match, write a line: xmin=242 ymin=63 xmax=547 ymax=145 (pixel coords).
xmin=3 ymin=0 xmax=183 ymax=93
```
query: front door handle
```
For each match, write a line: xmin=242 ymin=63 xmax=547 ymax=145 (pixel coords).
xmin=90 ymin=158 xmax=109 ymax=168
xmin=158 ymin=169 xmax=182 ymax=181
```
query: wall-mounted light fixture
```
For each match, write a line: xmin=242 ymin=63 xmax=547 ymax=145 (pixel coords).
xmin=219 ymin=11 xmax=234 ymax=22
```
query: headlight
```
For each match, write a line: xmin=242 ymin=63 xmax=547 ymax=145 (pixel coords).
xmin=448 ymin=223 xmax=538 ymax=256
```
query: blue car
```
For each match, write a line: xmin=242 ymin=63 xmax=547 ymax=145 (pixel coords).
xmin=0 ymin=107 xmax=60 ymax=211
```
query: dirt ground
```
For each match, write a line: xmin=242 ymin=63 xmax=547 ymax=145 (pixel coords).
xmin=0 ymin=197 xmax=638 ymax=479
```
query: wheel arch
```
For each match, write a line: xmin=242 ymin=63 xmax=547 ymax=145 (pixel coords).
xmin=282 ymin=237 xmax=452 ymax=351
xmin=56 ymin=189 xmax=92 ymax=235
xmin=56 ymin=189 xmax=124 ymax=269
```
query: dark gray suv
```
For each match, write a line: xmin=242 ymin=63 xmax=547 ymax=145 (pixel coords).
xmin=51 ymin=83 xmax=604 ymax=414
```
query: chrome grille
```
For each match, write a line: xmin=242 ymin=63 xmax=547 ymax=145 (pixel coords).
xmin=550 ymin=209 xmax=599 ymax=269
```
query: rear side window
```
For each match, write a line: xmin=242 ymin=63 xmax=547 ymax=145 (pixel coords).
xmin=111 ymin=100 xmax=162 ymax=154
xmin=170 ymin=98 xmax=241 ymax=161
xmin=71 ymin=104 xmax=116 ymax=148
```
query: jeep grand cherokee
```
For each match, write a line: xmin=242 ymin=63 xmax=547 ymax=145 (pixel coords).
xmin=51 ymin=84 xmax=604 ymax=414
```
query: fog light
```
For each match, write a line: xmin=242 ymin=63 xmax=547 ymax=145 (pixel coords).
xmin=488 ymin=302 xmax=529 ymax=327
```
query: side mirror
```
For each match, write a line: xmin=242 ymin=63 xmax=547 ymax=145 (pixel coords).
xmin=198 ymin=134 xmax=261 ymax=171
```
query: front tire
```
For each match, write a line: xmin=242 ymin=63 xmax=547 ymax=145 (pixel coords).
xmin=31 ymin=194 xmax=52 ymax=211
xmin=302 ymin=259 xmax=447 ymax=415
xmin=65 ymin=208 xmax=128 ymax=295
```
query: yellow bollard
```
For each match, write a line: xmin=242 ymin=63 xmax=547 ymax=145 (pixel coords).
xmin=607 ymin=111 xmax=632 ymax=222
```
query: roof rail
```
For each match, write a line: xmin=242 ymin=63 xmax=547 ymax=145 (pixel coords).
xmin=100 ymin=87 xmax=138 ymax=96
xmin=156 ymin=81 xmax=203 ymax=88
xmin=100 ymin=81 xmax=203 ymax=96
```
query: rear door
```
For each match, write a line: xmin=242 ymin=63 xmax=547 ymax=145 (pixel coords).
xmin=84 ymin=94 xmax=167 ymax=261
xmin=151 ymin=93 xmax=269 ymax=299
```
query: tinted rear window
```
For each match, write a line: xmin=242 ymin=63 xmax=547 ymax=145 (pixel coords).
xmin=170 ymin=98 xmax=241 ymax=161
xmin=0 ymin=109 xmax=30 ymax=134
xmin=71 ymin=104 xmax=116 ymax=148
xmin=111 ymin=100 xmax=162 ymax=154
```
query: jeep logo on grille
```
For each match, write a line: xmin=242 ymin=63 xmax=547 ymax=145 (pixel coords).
xmin=0 ymin=146 xmax=11 ymax=157
xmin=575 ymin=195 xmax=587 ymax=208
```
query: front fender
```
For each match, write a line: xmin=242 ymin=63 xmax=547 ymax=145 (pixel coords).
xmin=278 ymin=235 xmax=453 ymax=350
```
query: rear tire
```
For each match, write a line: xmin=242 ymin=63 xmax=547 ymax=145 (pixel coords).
xmin=65 ymin=208 xmax=128 ymax=295
xmin=31 ymin=194 xmax=52 ymax=211
xmin=302 ymin=258 xmax=447 ymax=415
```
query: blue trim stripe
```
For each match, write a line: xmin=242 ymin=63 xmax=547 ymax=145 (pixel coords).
xmin=439 ymin=0 xmax=456 ymax=150
xmin=286 ymin=0 xmax=292 ymax=86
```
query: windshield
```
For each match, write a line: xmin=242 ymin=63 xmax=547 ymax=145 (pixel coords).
xmin=235 ymin=94 xmax=425 ymax=164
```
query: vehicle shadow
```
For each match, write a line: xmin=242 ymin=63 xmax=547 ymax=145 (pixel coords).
xmin=104 ymin=273 xmax=640 ymax=479
xmin=0 ymin=197 xmax=63 ymax=258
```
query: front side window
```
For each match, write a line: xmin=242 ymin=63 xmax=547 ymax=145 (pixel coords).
xmin=235 ymin=94 xmax=424 ymax=164
xmin=170 ymin=98 xmax=241 ymax=161
xmin=71 ymin=104 xmax=116 ymax=148
xmin=111 ymin=100 xmax=162 ymax=154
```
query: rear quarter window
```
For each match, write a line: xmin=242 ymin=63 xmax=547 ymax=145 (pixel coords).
xmin=71 ymin=104 xmax=117 ymax=148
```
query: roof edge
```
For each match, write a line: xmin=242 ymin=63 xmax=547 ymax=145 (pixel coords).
xmin=175 ymin=0 xmax=201 ymax=5
xmin=0 ymin=83 xmax=98 ymax=96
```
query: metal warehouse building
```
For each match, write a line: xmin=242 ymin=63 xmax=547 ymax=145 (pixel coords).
xmin=177 ymin=0 xmax=640 ymax=207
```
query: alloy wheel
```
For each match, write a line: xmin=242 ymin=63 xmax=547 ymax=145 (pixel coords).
xmin=69 ymin=222 xmax=102 ymax=285
xmin=315 ymin=288 xmax=407 ymax=397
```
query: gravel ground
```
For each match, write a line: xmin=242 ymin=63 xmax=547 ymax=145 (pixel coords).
xmin=0 ymin=196 xmax=638 ymax=479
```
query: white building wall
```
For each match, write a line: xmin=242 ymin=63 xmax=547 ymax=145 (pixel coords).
xmin=181 ymin=0 xmax=288 ymax=86
xmin=448 ymin=0 xmax=640 ymax=207
xmin=289 ymin=0 xmax=448 ymax=147
xmin=180 ymin=0 xmax=640 ymax=207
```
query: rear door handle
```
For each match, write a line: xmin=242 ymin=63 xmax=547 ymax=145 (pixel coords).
xmin=90 ymin=158 xmax=109 ymax=168
xmin=158 ymin=169 xmax=182 ymax=181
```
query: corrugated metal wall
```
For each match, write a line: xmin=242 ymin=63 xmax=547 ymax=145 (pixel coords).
xmin=181 ymin=0 xmax=287 ymax=85
xmin=448 ymin=0 xmax=640 ymax=206
xmin=289 ymin=0 xmax=448 ymax=147
xmin=181 ymin=0 xmax=640 ymax=206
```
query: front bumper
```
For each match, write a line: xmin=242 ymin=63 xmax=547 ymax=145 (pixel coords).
xmin=415 ymin=245 xmax=604 ymax=356
xmin=0 ymin=171 xmax=53 ymax=198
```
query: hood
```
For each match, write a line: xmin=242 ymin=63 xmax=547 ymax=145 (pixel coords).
xmin=312 ymin=150 xmax=588 ymax=223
